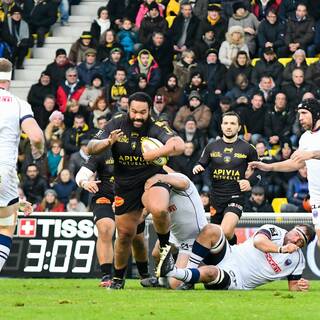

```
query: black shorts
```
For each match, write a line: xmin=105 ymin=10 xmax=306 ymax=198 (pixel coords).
xmin=91 ymin=196 xmax=114 ymax=223
xmin=210 ymin=194 xmax=244 ymax=224
xmin=114 ymin=181 xmax=170 ymax=215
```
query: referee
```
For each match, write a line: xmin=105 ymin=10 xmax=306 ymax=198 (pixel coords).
xmin=193 ymin=111 xmax=260 ymax=245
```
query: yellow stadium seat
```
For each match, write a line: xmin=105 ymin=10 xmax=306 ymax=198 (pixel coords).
xmin=272 ymin=198 xmax=288 ymax=213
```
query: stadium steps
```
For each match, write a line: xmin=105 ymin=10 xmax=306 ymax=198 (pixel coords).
xmin=11 ymin=0 xmax=106 ymax=99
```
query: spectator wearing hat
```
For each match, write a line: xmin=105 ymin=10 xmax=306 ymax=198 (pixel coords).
xmin=44 ymin=48 xmax=74 ymax=87
xmin=35 ymin=188 xmax=65 ymax=212
xmin=257 ymin=8 xmax=286 ymax=58
xmin=1 ymin=5 xmax=33 ymax=69
xmin=135 ymin=0 xmax=165 ymax=29
xmin=156 ymin=74 xmax=182 ymax=115
xmin=53 ymin=169 xmax=78 ymax=206
xmin=252 ymin=0 xmax=280 ymax=21
xmin=45 ymin=110 xmax=65 ymax=144
xmin=150 ymin=94 xmax=170 ymax=123
xmin=244 ymin=185 xmax=274 ymax=213
xmin=23 ymin=0 xmax=58 ymax=47
xmin=69 ymin=31 xmax=97 ymax=65
xmin=251 ymin=47 xmax=284 ymax=86
xmin=27 ymin=71 xmax=55 ymax=115
xmin=76 ymin=48 xmax=103 ymax=86
xmin=218 ymin=25 xmax=249 ymax=68
xmin=196 ymin=3 xmax=228 ymax=48
xmin=128 ymin=49 xmax=161 ymax=96
xmin=284 ymin=3 xmax=315 ymax=55
xmin=56 ymin=67 xmax=85 ymax=113
xmin=173 ymin=90 xmax=211 ymax=133
xmin=228 ymin=2 xmax=260 ymax=55
xmin=226 ymin=50 xmax=252 ymax=90
xmin=90 ymin=6 xmax=112 ymax=42
xmin=79 ymin=73 xmax=104 ymax=109
xmin=117 ymin=17 xmax=139 ymax=61
xmin=139 ymin=2 xmax=168 ymax=45
xmin=170 ymin=2 xmax=200 ymax=53
xmin=68 ymin=138 xmax=90 ymax=178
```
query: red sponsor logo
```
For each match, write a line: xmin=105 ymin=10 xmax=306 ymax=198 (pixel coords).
xmin=265 ymin=253 xmax=281 ymax=273
xmin=114 ymin=196 xmax=125 ymax=207
xmin=18 ymin=218 xmax=37 ymax=237
xmin=96 ymin=197 xmax=111 ymax=204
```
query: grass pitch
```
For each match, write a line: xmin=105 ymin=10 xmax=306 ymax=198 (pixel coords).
xmin=0 ymin=279 xmax=319 ymax=320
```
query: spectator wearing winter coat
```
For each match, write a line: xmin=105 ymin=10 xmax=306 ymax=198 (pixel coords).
xmin=33 ymin=95 xmax=57 ymax=131
xmin=90 ymin=6 xmax=112 ymax=42
xmin=107 ymin=0 xmax=141 ymax=26
xmin=45 ymin=110 xmax=65 ymax=144
xmin=305 ymin=59 xmax=320 ymax=88
xmin=79 ymin=73 xmax=104 ymax=109
xmin=252 ymin=0 xmax=280 ymax=21
xmin=279 ymin=0 xmax=308 ymax=20
xmin=218 ymin=25 xmax=249 ymax=68
xmin=68 ymin=139 xmax=90 ymax=177
xmin=256 ymin=75 xmax=277 ymax=107
xmin=244 ymin=186 xmax=274 ymax=213
xmin=228 ymin=1 xmax=260 ymax=55
xmin=96 ymin=29 xmax=123 ymax=62
xmin=135 ymin=0 xmax=164 ymax=29
xmin=53 ymin=169 xmax=77 ymax=206
xmin=35 ymin=189 xmax=65 ymax=212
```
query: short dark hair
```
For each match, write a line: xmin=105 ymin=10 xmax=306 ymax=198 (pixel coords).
xmin=221 ymin=111 xmax=241 ymax=125
xmin=295 ymin=224 xmax=316 ymax=244
xmin=115 ymin=66 xmax=127 ymax=75
xmin=74 ymin=114 xmax=85 ymax=120
xmin=129 ymin=92 xmax=152 ymax=108
xmin=97 ymin=115 xmax=107 ymax=122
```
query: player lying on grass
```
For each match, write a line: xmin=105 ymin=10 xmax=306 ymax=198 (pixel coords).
xmin=157 ymin=223 xmax=315 ymax=291
xmin=141 ymin=170 xmax=208 ymax=289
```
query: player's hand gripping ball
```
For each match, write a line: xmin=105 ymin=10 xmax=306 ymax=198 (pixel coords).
xmin=141 ymin=137 xmax=168 ymax=166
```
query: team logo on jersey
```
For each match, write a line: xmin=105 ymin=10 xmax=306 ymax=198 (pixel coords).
xmin=131 ymin=132 xmax=139 ymax=137
xmin=210 ymin=152 xmax=222 ymax=158
xmin=312 ymin=209 xmax=319 ymax=218
xmin=223 ymin=156 xmax=231 ymax=163
xmin=224 ymin=147 xmax=233 ymax=153
xmin=118 ymin=135 xmax=129 ymax=143
xmin=96 ymin=197 xmax=111 ymax=204
xmin=114 ymin=196 xmax=125 ymax=207
xmin=131 ymin=141 xmax=137 ymax=150
xmin=269 ymin=228 xmax=279 ymax=237
xmin=105 ymin=158 xmax=114 ymax=165
xmin=284 ymin=259 xmax=292 ymax=266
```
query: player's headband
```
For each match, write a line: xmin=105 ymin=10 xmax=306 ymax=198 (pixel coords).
xmin=0 ymin=71 xmax=12 ymax=80
xmin=294 ymin=227 xmax=308 ymax=246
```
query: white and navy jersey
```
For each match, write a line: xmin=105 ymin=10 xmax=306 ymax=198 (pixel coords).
xmin=168 ymin=173 xmax=208 ymax=245
xmin=219 ymin=224 xmax=305 ymax=290
xmin=0 ymin=88 xmax=33 ymax=168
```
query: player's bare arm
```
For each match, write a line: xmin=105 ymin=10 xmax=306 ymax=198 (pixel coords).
xmin=288 ymin=278 xmax=309 ymax=292
xmin=249 ymin=159 xmax=304 ymax=173
xmin=143 ymin=136 xmax=185 ymax=162
xmin=87 ymin=129 xmax=124 ymax=155
xmin=145 ymin=173 xmax=189 ymax=191
xmin=291 ymin=149 xmax=320 ymax=162
xmin=253 ymin=234 xmax=299 ymax=254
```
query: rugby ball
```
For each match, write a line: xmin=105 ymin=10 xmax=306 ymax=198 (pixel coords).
xmin=141 ymin=137 xmax=168 ymax=166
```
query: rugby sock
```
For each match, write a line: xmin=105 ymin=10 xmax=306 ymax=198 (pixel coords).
xmin=187 ymin=241 xmax=210 ymax=268
xmin=228 ymin=234 xmax=237 ymax=246
xmin=167 ymin=267 xmax=200 ymax=284
xmin=157 ymin=232 xmax=170 ymax=247
xmin=113 ymin=267 xmax=126 ymax=279
xmin=0 ymin=234 xmax=12 ymax=272
xmin=100 ymin=263 xmax=112 ymax=277
xmin=136 ymin=261 xmax=149 ymax=278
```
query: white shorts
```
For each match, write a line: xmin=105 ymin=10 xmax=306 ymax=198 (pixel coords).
xmin=169 ymin=233 xmax=194 ymax=254
xmin=0 ymin=166 xmax=19 ymax=207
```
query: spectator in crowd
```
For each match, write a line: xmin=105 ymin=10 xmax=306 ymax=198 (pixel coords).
xmin=92 ymin=116 xmax=107 ymax=135
xmin=252 ymin=0 xmax=280 ymax=21
xmin=156 ymin=74 xmax=182 ymax=116
xmin=2 ymin=5 xmax=33 ymax=69
xmin=45 ymin=110 xmax=65 ymax=144
xmin=66 ymin=193 xmax=87 ymax=212
xmin=226 ymin=50 xmax=252 ymax=90
xmin=133 ymin=73 xmax=153 ymax=96
xmin=244 ymin=185 xmax=274 ymax=213
xmin=173 ymin=90 xmax=211 ymax=133
xmin=241 ymin=92 xmax=266 ymax=144
xmin=139 ymin=2 xmax=168 ymax=45
xmin=68 ymin=139 xmax=90 ymax=178
xmin=308 ymin=19 xmax=320 ymax=56
xmin=257 ymin=8 xmax=286 ymax=58
xmin=46 ymin=140 xmax=64 ymax=181
xmin=90 ymin=6 xmax=112 ymax=42
xmin=34 ymin=95 xmax=57 ymax=130
xmin=170 ymin=2 xmax=200 ymax=54
xmin=107 ymin=0 xmax=141 ymax=27
xmin=0 ymin=0 xmax=15 ymax=22
xmin=282 ymin=165 xmax=309 ymax=213
xmin=59 ymin=0 xmax=69 ymax=27
xmin=173 ymin=49 xmax=197 ymax=89
xmin=44 ymin=48 xmax=74 ymax=86
xmin=56 ymin=67 xmax=85 ymax=113
xmin=53 ymin=169 xmax=78 ymax=206
xmin=278 ymin=0 xmax=308 ymax=20
xmin=284 ymin=3 xmax=315 ymax=55
xmin=257 ymin=75 xmax=277 ymax=107
xmin=35 ymin=189 xmax=65 ymax=212
xmin=218 ymin=25 xmax=249 ymax=68
xmin=79 ymin=73 xmax=104 ymax=109
xmin=91 ymin=96 xmax=112 ymax=127
xmin=144 ymin=31 xmax=174 ymax=82
xmin=23 ymin=0 xmax=58 ymax=47
xmin=208 ymin=96 xmax=232 ymax=141
xmin=97 ymin=29 xmax=123 ymax=62
xmin=63 ymin=99 xmax=91 ymax=128
xmin=196 ymin=3 xmax=228 ymax=47
xmin=251 ymin=47 xmax=284 ymax=86
xmin=112 ymin=95 xmax=129 ymax=117
xmin=62 ymin=114 xmax=91 ymax=156
xmin=77 ymin=48 xmax=103 ymax=85
xmin=22 ymin=164 xmax=48 ymax=205
xmin=135 ymin=0 xmax=164 ymax=29
xmin=128 ymin=49 xmax=161 ymax=96
xmin=228 ymin=1 xmax=260 ymax=55
xmin=117 ymin=17 xmax=139 ymax=61
xmin=150 ymin=94 xmax=170 ymax=123
xmin=28 ymin=71 xmax=55 ymax=114
xmin=105 ymin=66 xmax=130 ymax=105
xmin=305 ymin=57 xmax=320 ymax=88
xmin=264 ymin=92 xmax=294 ymax=147
xmin=69 ymin=31 xmax=97 ymax=65
xmin=200 ymin=191 xmax=210 ymax=212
